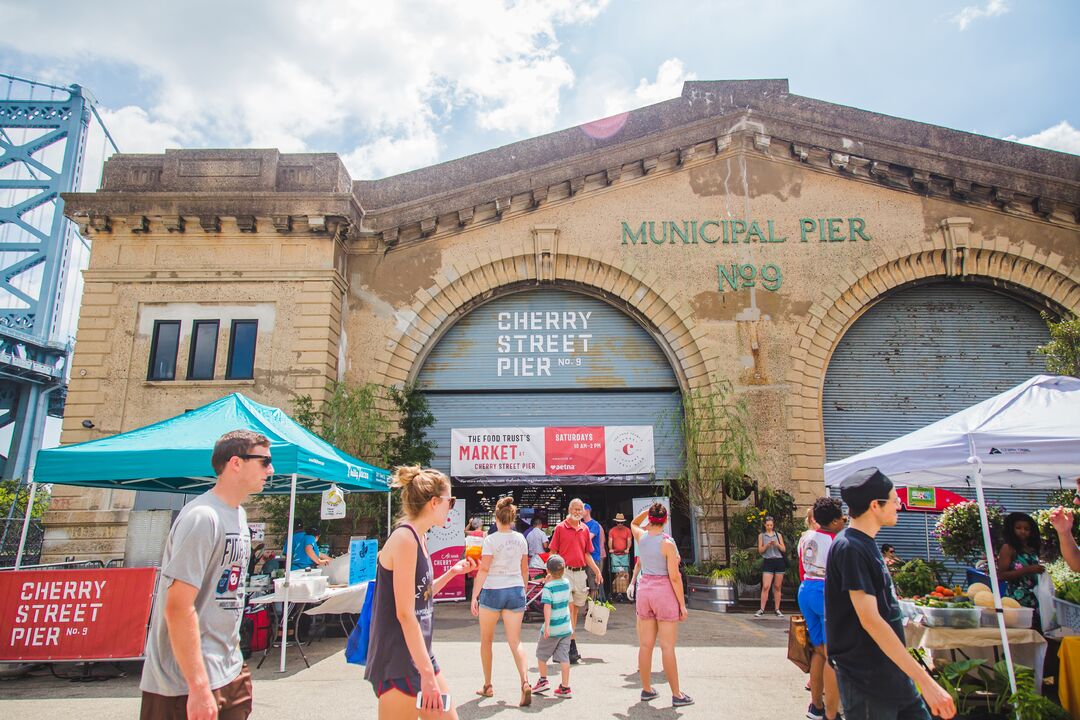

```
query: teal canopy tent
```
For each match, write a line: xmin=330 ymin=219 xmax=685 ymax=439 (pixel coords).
xmin=17 ymin=392 xmax=391 ymax=672
xmin=33 ymin=392 xmax=390 ymax=492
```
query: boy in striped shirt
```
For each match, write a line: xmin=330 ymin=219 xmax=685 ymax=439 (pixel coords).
xmin=532 ymin=554 xmax=574 ymax=698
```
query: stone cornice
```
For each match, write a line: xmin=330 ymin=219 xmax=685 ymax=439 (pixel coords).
xmin=83 ymin=267 xmax=348 ymax=292
xmin=357 ymin=118 xmax=1079 ymax=251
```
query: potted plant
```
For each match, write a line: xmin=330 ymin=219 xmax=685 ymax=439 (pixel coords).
xmin=730 ymin=548 xmax=762 ymax=599
xmin=684 ymin=561 xmax=735 ymax=587
xmin=934 ymin=501 xmax=1005 ymax=565
xmin=722 ymin=470 xmax=754 ymax=504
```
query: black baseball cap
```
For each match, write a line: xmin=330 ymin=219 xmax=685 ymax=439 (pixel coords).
xmin=840 ymin=467 xmax=894 ymax=514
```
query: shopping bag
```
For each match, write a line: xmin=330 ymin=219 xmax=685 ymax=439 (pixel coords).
xmin=1036 ymin=572 xmax=1056 ymax=632
xmin=787 ymin=614 xmax=813 ymax=674
xmin=345 ymin=579 xmax=376 ymax=665
xmin=584 ymin=599 xmax=611 ymax=636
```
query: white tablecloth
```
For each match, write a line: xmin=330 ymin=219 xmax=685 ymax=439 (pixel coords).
xmin=905 ymin=623 xmax=1048 ymax=691
xmin=250 ymin=582 xmax=370 ymax=616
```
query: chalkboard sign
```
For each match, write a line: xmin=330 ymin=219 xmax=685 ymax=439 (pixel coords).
xmin=349 ymin=539 xmax=378 ymax=586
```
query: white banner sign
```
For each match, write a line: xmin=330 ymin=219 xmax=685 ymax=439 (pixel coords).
xmin=320 ymin=484 xmax=347 ymax=519
xmin=451 ymin=428 xmax=545 ymax=477
xmin=427 ymin=498 xmax=466 ymax=601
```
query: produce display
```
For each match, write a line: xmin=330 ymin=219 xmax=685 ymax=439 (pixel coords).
xmin=891 ymin=559 xmax=938 ymax=598
xmin=904 ymin=584 xmax=992 ymax=628
xmin=1046 ymin=559 xmax=1080 ymax=605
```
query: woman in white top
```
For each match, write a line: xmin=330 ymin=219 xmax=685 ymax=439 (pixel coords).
xmin=470 ymin=496 xmax=531 ymax=706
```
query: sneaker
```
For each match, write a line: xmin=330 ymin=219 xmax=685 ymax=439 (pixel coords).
xmin=532 ymin=678 xmax=550 ymax=695
xmin=640 ymin=689 xmax=659 ymax=701
xmin=754 ymin=609 xmax=764 ymax=618
xmin=554 ymin=684 xmax=572 ymax=698
xmin=672 ymin=693 xmax=695 ymax=707
xmin=775 ymin=609 xmax=784 ymax=618
xmin=807 ymin=703 xmax=825 ymax=719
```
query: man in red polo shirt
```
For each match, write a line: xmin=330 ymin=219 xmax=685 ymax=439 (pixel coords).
xmin=548 ymin=497 xmax=601 ymax=664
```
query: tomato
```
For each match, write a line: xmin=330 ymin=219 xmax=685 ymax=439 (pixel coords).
xmin=934 ymin=586 xmax=946 ymax=594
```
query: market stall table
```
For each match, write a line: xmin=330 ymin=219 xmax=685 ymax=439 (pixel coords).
xmin=249 ymin=583 xmax=370 ymax=668
xmin=905 ymin=623 xmax=1048 ymax=691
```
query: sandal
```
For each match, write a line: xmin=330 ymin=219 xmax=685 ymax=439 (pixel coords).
xmin=520 ymin=680 xmax=532 ymax=707
xmin=475 ymin=684 xmax=493 ymax=698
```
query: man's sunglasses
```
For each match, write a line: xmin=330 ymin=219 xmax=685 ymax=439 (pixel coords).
xmin=874 ymin=497 xmax=901 ymax=508
xmin=239 ymin=454 xmax=273 ymax=468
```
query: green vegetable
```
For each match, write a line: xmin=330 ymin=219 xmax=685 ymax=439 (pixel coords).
xmin=893 ymin=559 xmax=937 ymax=598
xmin=1046 ymin=559 xmax=1080 ymax=605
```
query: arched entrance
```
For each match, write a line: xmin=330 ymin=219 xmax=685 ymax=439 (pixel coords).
xmin=414 ymin=287 xmax=689 ymax=556
xmin=822 ymin=281 xmax=1052 ymax=570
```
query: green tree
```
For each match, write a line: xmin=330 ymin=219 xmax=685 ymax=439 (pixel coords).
xmin=1 ymin=479 xmax=51 ymax=518
xmin=1037 ymin=311 xmax=1080 ymax=377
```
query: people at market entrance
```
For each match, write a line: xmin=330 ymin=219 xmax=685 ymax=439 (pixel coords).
xmin=548 ymin=498 xmax=601 ymax=665
xmin=608 ymin=513 xmax=632 ymax=601
xmin=525 ymin=515 xmax=548 ymax=574
xmin=826 ymin=467 xmax=955 ymax=720
xmin=470 ymin=496 xmax=532 ymax=707
xmin=364 ymin=466 xmax=477 ymax=720
xmin=996 ymin=511 xmax=1044 ymax=610
xmin=628 ymin=503 xmax=693 ymax=707
xmin=1049 ymin=476 xmax=1080 ymax=572
xmin=582 ymin=503 xmax=606 ymax=596
xmin=755 ymin=515 xmax=787 ymax=617
xmin=139 ymin=429 xmax=271 ymax=720
xmin=797 ymin=497 xmax=844 ymax=720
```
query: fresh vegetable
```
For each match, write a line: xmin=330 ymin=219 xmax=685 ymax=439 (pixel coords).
xmin=1046 ymin=559 xmax=1080 ymax=605
xmin=966 ymin=582 xmax=990 ymax=597
xmin=893 ymin=559 xmax=937 ymax=598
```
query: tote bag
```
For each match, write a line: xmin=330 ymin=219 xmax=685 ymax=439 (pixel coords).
xmin=787 ymin=614 xmax=813 ymax=673
xmin=584 ymin=598 xmax=611 ymax=636
xmin=345 ymin=579 xmax=376 ymax=665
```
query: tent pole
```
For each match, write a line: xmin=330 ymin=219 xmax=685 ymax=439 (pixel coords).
xmin=967 ymin=435 xmax=1018 ymax=703
xmin=280 ymin=472 xmax=298 ymax=673
xmin=14 ymin=473 xmax=36 ymax=570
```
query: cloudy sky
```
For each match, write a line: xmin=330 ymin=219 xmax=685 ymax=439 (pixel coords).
xmin=1 ymin=0 xmax=1077 ymax=186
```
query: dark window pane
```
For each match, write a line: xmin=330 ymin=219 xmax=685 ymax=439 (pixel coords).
xmin=227 ymin=320 xmax=258 ymax=379
xmin=148 ymin=321 xmax=180 ymax=380
xmin=187 ymin=320 xmax=219 ymax=380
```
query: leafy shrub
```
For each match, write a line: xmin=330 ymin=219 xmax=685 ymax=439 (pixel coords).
xmin=934 ymin=501 xmax=1004 ymax=564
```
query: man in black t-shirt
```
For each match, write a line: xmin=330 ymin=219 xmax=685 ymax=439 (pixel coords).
xmin=825 ymin=467 xmax=955 ymax=720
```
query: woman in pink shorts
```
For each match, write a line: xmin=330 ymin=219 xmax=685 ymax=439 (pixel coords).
xmin=628 ymin=503 xmax=693 ymax=708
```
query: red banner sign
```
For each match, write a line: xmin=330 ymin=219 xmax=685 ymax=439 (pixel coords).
xmin=546 ymin=426 xmax=606 ymax=475
xmin=897 ymin=487 xmax=970 ymax=513
xmin=0 ymin=567 xmax=157 ymax=661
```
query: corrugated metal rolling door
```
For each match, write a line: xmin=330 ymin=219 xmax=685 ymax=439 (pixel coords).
xmin=824 ymin=283 xmax=1049 ymax=461
xmin=830 ymin=487 xmax=1066 ymax=580
xmin=416 ymin=289 xmax=683 ymax=481
xmin=823 ymin=283 xmax=1052 ymax=578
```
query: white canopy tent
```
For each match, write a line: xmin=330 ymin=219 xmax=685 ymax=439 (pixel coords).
xmin=824 ymin=374 xmax=1080 ymax=699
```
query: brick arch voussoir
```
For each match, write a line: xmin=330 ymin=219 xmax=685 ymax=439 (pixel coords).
xmin=372 ymin=251 xmax=708 ymax=393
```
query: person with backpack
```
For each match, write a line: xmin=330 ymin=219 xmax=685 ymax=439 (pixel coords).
xmin=363 ymin=467 xmax=477 ymax=719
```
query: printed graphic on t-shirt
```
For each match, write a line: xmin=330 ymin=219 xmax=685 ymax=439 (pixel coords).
xmin=215 ymin=531 xmax=251 ymax=610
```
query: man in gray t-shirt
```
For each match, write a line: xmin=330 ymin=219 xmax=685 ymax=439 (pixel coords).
xmin=140 ymin=430 xmax=273 ymax=720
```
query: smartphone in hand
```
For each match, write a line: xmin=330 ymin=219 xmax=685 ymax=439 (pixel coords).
xmin=416 ymin=692 xmax=450 ymax=711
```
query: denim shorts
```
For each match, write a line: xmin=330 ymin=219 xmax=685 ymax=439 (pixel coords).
xmin=478 ymin=586 xmax=526 ymax=612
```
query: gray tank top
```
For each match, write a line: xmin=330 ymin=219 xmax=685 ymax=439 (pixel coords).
xmin=364 ymin=524 xmax=434 ymax=683
xmin=760 ymin=532 xmax=783 ymax=559
xmin=638 ymin=533 xmax=670 ymax=576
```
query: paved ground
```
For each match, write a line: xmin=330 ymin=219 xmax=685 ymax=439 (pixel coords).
xmin=0 ymin=603 xmax=810 ymax=719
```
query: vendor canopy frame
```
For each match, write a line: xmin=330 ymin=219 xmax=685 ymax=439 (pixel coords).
xmin=34 ymin=392 xmax=391 ymax=493
xmin=824 ymin=374 xmax=1080 ymax=489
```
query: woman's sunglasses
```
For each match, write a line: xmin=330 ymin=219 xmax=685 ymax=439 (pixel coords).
xmin=438 ymin=495 xmax=457 ymax=510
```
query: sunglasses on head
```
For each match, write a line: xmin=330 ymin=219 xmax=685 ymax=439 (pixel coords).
xmin=239 ymin=453 xmax=273 ymax=468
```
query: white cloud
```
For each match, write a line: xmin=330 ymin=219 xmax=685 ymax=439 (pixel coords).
xmin=343 ymin=124 xmax=441 ymax=180
xmin=0 ymin=0 xmax=609 ymax=178
xmin=1004 ymin=121 xmax=1080 ymax=156
xmin=951 ymin=0 xmax=1009 ymax=30
xmin=602 ymin=58 xmax=696 ymax=116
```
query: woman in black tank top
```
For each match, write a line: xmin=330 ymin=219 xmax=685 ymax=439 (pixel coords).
xmin=365 ymin=467 xmax=477 ymax=719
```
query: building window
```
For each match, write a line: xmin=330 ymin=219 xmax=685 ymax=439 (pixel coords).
xmin=226 ymin=320 xmax=258 ymax=379
xmin=187 ymin=320 xmax=219 ymax=380
xmin=148 ymin=320 xmax=181 ymax=380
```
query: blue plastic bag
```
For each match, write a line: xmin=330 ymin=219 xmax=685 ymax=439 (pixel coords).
xmin=345 ymin=579 xmax=376 ymax=666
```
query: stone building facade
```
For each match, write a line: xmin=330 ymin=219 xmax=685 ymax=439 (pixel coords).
xmin=46 ymin=80 xmax=1080 ymax=563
